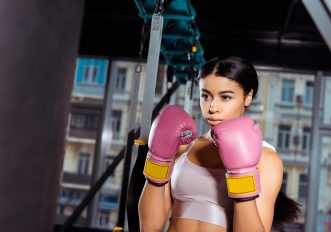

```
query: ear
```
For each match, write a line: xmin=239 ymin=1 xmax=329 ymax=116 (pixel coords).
xmin=244 ymin=90 xmax=254 ymax=107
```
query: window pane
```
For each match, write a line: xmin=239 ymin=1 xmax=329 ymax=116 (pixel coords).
xmin=304 ymin=81 xmax=314 ymax=106
xmin=322 ymin=77 xmax=331 ymax=125
xmin=84 ymin=66 xmax=90 ymax=82
xmin=77 ymin=153 xmax=89 ymax=175
xmin=278 ymin=125 xmax=291 ymax=150
xmin=116 ymin=67 xmax=127 ymax=91
xmin=281 ymin=79 xmax=294 ymax=103
xmin=111 ymin=110 xmax=122 ymax=138
xmin=278 ymin=132 xmax=283 ymax=148
xmin=302 ymin=127 xmax=311 ymax=151
xmin=92 ymin=67 xmax=98 ymax=83
xmin=299 ymin=174 xmax=307 ymax=199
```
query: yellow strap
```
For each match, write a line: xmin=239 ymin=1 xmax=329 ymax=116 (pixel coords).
xmin=144 ymin=158 xmax=170 ymax=181
xmin=113 ymin=227 xmax=124 ymax=232
xmin=134 ymin=139 xmax=147 ymax=146
xmin=226 ymin=175 xmax=256 ymax=195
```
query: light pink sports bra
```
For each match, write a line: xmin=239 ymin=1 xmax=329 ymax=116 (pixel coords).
xmin=170 ymin=141 xmax=276 ymax=228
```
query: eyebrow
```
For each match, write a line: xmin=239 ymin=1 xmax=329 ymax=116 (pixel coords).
xmin=200 ymin=88 xmax=235 ymax=95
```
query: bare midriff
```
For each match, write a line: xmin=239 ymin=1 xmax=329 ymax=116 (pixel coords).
xmin=167 ymin=218 xmax=227 ymax=232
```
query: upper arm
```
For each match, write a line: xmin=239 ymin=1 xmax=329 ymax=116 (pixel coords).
xmin=139 ymin=144 xmax=188 ymax=227
xmin=256 ymin=149 xmax=283 ymax=231
xmin=164 ymin=182 xmax=172 ymax=217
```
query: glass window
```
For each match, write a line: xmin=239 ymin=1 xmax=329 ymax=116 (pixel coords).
xmin=98 ymin=211 xmax=109 ymax=227
xmin=278 ymin=125 xmax=291 ymax=150
xmin=299 ymin=173 xmax=307 ymax=199
xmin=77 ymin=152 xmax=89 ymax=175
xmin=115 ymin=67 xmax=127 ymax=91
xmin=92 ymin=66 xmax=98 ymax=83
xmin=70 ymin=114 xmax=85 ymax=129
xmin=111 ymin=110 xmax=122 ymax=138
xmin=70 ymin=113 xmax=99 ymax=130
xmin=281 ymin=79 xmax=295 ymax=104
xmin=304 ymin=81 xmax=314 ymax=107
xmin=83 ymin=65 xmax=99 ymax=84
xmin=302 ymin=127 xmax=311 ymax=152
xmin=84 ymin=66 xmax=90 ymax=82
xmin=322 ymin=77 xmax=331 ymax=125
xmin=84 ymin=115 xmax=99 ymax=130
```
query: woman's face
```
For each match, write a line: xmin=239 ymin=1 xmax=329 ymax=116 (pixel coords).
xmin=199 ymin=73 xmax=253 ymax=127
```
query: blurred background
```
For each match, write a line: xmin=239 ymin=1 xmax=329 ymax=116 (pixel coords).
xmin=0 ymin=0 xmax=331 ymax=231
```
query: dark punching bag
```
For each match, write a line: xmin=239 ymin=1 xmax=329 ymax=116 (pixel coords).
xmin=0 ymin=0 xmax=84 ymax=231
xmin=126 ymin=144 xmax=149 ymax=232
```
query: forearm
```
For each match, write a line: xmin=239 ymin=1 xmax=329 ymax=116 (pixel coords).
xmin=138 ymin=182 xmax=169 ymax=232
xmin=233 ymin=200 xmax=266 ymax=232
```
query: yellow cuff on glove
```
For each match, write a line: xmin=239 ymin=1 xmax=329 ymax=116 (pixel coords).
xmin=143 ymin=158 xmax=171 ymax=181
xmin=226 ymin=175 xmax=257 ymax=195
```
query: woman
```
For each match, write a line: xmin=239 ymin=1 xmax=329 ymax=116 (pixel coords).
xmin=139 ymin=56 xmax=299 ymax=232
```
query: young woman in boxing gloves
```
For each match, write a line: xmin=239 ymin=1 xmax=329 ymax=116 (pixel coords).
xmin=139 ymin=56 xmax=299 ymax=232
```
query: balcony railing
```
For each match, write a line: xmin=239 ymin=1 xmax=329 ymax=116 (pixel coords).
xmin=68 ymin=129 xmax=97 ymax=140
xmin=62 ymin=172 xmax=91 ymax=185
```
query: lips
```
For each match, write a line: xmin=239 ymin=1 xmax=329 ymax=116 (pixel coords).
xmin=206 ymin=117 xmax=223 ymax=126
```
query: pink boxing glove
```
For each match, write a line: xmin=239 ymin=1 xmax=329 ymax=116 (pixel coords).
xmin=211 ymin=116 xmax=262 ymax=201
xmin=143 ymin=105 xmax=198 ymax=186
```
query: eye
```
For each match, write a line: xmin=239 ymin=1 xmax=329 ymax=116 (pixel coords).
xmin=220 ymin=95 xmax=232 ymax=101
xmin=201 ymin=93 xmax=212 ymax=101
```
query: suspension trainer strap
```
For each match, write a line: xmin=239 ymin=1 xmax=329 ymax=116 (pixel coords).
xmin=138 ymin=1 xmax=164 ymax=144
xmin=126 ymin=2 xmax=164 ymax=232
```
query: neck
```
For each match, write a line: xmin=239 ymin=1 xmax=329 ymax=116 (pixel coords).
xmin=201 ymin=130 xmax=214 ymax=142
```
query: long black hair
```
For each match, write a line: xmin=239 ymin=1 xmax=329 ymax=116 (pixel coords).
xmin=273 ymin=191 xmax=301 ymax=228
xmin=198 ymin=56 xmax=301 ymax=227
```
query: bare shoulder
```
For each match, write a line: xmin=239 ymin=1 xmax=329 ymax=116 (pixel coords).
xmin=259 ymin=147 xmax=283 ymax=174
xmin=175 ymin=144 xmax=190 ymax=160
xmin=258 ymin=147 xmax=283 ymax=197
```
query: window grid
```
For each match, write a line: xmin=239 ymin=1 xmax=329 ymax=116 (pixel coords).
xmin=70 ymin=113 xmax=99 ymax=130
xmin=83 ymin=65 xmax=99 ymax=84
xmin=77 ymin=153 xmax=90 ymax=175
xmin=278 ymin=125 xmax=291 ymax=150
xmin=111 ymin=110 xmax=122 ymax=138
xmin=115 ymin=67 xmax=127 ymax=91
xmin=304 ymin=81 xmax=314 ymax=106
xmin=299 ymin=173 xmax=307 ymax=199
xmin=98 ymin=211 xmax=110 ymax=227
xmin=281 ymin=79 xmax=295 ymax=104
xmin=302 ymin=127 xmax=311 ymax=152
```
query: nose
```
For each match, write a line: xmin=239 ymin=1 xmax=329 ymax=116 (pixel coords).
xmin=209 ymin=98 xmax=220 ymax=113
